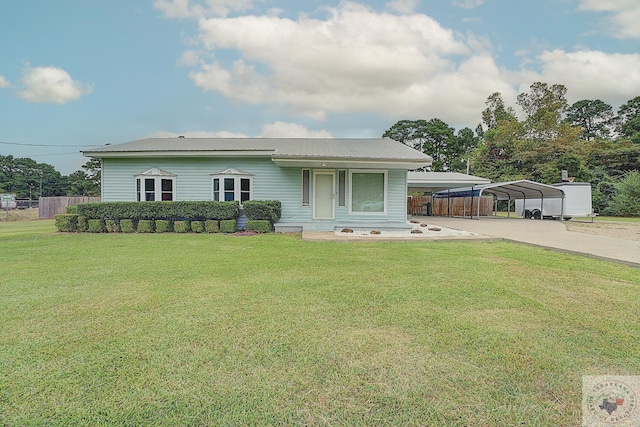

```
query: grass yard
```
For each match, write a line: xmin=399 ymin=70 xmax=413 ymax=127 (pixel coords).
xmin=1 ymin=221 xmax=639 ymax=426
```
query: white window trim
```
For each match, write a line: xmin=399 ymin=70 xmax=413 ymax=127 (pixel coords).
xmin=135 ymin=169 xmax=176 ymax=202
xmin=348 ymin=169 xmax=388 ymax=215
xmin=337 ymin=169 xmax=346 ymax=207
xmin=302 ymin=169 xmax=310 ymax=207
xmin=211 ymin=174 xmax=253 ymax=205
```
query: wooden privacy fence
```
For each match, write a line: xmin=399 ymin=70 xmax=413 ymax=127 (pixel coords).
xmin=408 ymin=196 xmax=494 ymax=217
xmin=39 ymin=196 xmax=101 ymax=219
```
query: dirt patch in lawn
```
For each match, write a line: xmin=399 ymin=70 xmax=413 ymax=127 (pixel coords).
xmin=565 ymin=221 xmax=640 ymax=241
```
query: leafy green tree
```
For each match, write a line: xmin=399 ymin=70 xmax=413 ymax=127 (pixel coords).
xmin=617 ymin=96 xmax=640 ymax=143
xmin=565 ymin=99 xmax=614 ymax=140
xmin=481 ymin=92 xmax=517 ymax=130
xmin=383 ymin=118 xmax=468 ymax=172
xmin=0 ymin=155 xmax=67 ymax=198
xmin=516 ymin=82 xmax=568 ymax=141
xmin=605 ymin=171 xmax=640 ymax=216
xmin=448 ymin=127 xmax=479 ymax=173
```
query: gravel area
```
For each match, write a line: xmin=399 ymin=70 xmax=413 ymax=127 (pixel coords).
xmin=334 ymin=221 xmax=477 ymax=238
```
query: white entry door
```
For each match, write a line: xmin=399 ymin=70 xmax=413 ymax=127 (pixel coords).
xmin=313 ymin=171 xmax=335 ymax=219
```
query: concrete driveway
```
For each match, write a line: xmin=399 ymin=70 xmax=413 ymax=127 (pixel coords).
xmin=425 ymin=216 xmax=640 ymax=267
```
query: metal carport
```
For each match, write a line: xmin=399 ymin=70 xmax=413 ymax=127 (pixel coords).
xmin=433 ymin=180 xmax=566 ymax=220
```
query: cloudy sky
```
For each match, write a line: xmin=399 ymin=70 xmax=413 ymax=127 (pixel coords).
xmin=1 ymin=0 xmax=639 ymax=174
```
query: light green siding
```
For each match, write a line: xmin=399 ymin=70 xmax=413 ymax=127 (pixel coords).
xmin=101 ymin=157 xmax=408 ymax=230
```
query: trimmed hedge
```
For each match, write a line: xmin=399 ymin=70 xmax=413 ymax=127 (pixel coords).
xmin=205 ymin=220 xmax=219 ymax=233
xmin=155 ymin=220 xmax=171 ymax=233
xmin=120 ymin=219 xmax=135 ymax=233
xmin=105 ymin=220 xmax=119 ymax=233
xmin=137 ymin=220 xmax=155 ymax=233
xmin=54 ymin=214 xmax=78 ymax=232
xmin=174 ymin=220 xmax=189 ymax=233
xmin=75 ymin=201 xmax=240 ymax=221
xmin=55 ymin=201 xmax=279 ymax=234
xmin=242 ymin=200 xmax=282 ymax=223
xmin=220 ymin=219 xmax=237 ymax=233
xmin=245 ymin=220 xmax=273 ymax=233
xmin=77 ymin=216 xmax=88 ymax=233
xmin=191 ymin=221 xmax=205 ymax=233
xmin=87 ymin=219 xmax=105 ymax=233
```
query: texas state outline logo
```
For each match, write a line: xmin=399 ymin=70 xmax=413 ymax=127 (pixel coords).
xmin=583 ymin=376 xmax=640 ymax=426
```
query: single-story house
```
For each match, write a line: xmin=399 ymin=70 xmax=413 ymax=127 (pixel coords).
xmin=82 ymin=137 xmax=432 ymax=231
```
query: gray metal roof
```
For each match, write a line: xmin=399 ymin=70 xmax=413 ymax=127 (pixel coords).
xmin=407 ymin=171 xmax=490 ymax=192
xmin=83 ymin=137 xmax=428 ymax=160
xmin=83 ymin=137 xmax=432 ymax=170
xmin=434 ymin=180 xmax=565 ymax=200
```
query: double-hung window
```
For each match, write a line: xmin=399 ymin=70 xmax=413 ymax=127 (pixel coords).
xmin=135 ymin=168 xmax=176 ymax=201
xmin=349 ymin=170 xmax=387 ymax=214
xmin=211 ymin=168 xmax=253 ymax=204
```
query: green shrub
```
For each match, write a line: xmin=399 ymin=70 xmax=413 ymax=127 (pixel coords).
xmin=174 ymin=220 xmax=189 ymax=233
xmin=605 ymin=171 xmax=640 ymax=217
xmin=220 ymin=219 xmax=237 ymax=233
xmin=191 ymin=220 xmax=205 ymax=233
xmin=155 ymin=220 xmax=171 ymax=233
xmin=75 ymin=201 xmax=240 ymax=221
xmin=137 ymin=220 xmax=155 ymax=233
xmin=120 ymin=219 xmax=135 ymax=233
xmin=77 ymin=216 xmax=88 ymax=232
xmin=242 ymin=200 xmax=282 ymax=223
xmin=204 ymin=220 xmax=219 ymax=233
xmin=87 ymin=219 xmax=105 ymax=233
xmin=245 ymin=220 xmax=273 ymax=233
xmin=54 ymin=214 xmax=78 ymax=232
xmin=65 ymin=205 xmax=79 ymax=215
xmin=105 ymin=219 xmax=120 ymax=233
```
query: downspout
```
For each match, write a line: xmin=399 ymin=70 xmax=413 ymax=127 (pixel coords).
xmin=470 ymin=186 xmax=474 ymax=220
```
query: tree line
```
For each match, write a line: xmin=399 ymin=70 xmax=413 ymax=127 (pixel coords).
xmin=384 ymin=82 xmax=640 ymax=215
xmin=0 ymin=156 xmax=100 ymax=200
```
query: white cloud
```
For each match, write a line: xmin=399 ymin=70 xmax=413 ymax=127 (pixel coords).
xmin=578 ymin=0 xmax=640 ymax=39
xmin=154 ymin=0 xmax=258 ymax=18
xmin=260 ymin=122 xmax=333 ymax=138
xmin=18 ymin=66 xmax=92 ymax=104
xmin=186 ymin=2 xmax=485 ymax=123
xmin=0 ymin=75 xmax=10 ymax=89
xmin=515 ymin=49 xmax=640 ymax=107
xmin=147 ymin=123 xmax=331 ymax=139
xmin=147 ymin=130 xmax=249 ymax=138
xmin=452 ymin=0 xmax=485 ymax=9
xmin=386 ymin=0 xmax=419 ymax=14
xmin=162 ymin=1 xmax=640 ymax=130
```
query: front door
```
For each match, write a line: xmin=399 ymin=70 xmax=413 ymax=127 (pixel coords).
xmin=313 ymin=171 xmax=335 ymax=219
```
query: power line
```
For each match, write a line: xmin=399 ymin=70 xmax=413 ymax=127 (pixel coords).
xmin=0 ymin=141 xmax=103 ymax=148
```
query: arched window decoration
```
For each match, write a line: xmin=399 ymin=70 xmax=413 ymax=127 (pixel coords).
xmin=211 ymin=168 xmax=254 ymax=204
xmin=135 ymin=168 xmax=176 ymax=201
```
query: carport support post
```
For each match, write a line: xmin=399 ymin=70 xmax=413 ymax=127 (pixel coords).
xmin=540 ymin=193 xmax=544 ymax=220
xmin=470 ymin=186 xmax=474 ymax=219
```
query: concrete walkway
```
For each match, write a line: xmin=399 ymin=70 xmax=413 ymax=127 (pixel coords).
xmin=425 ymin=216 xmax=640 ymax=267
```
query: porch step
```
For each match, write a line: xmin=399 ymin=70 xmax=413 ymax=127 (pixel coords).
xmin=274 ymin=222 xmax=413 ymax=233
xmin=274 ymin=224 xmax=304 ymax=233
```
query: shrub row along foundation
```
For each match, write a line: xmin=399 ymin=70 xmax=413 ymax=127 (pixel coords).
xmin=55 ymin=200 xmax=280 ymax=234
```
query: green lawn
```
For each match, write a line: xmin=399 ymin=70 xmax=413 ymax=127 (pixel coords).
xmin=1 ymin=221 xmax=639 ymax=426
